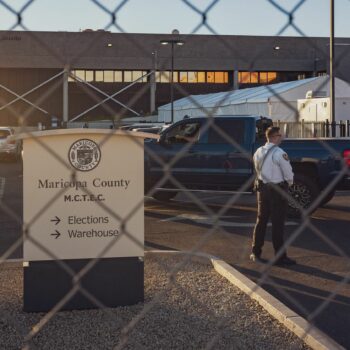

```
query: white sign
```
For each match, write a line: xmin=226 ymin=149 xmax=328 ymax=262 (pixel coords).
xmin=22 ymin=130 xmax=153 ymax=261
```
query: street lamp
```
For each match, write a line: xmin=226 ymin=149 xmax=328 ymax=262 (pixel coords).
xmin=160 ymin=29 xmax=185 ymax=123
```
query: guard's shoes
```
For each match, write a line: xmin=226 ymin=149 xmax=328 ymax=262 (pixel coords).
xmin=275 ymin=256 xmax=297 ymax=266
xmin=249 ymin=253 xmax=267 ymax=264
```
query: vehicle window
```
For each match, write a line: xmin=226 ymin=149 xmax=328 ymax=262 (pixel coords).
xmin=0 ymin=130 xmax=10 ymax=139
xmin=208 ymin=120 xmax=244 ymax=144
xmin=165 ymin=122 xmax=200 ymax=144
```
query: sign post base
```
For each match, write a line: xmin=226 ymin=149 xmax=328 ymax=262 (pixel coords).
xmin=23 ymin=257 xmax=144 ymax=312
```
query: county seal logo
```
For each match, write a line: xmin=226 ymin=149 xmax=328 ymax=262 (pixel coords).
xmin=69 ymin=139 xmax=101 ymax=171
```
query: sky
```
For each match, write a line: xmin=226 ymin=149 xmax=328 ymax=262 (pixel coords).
xmin=0 ymin=0 xmax=350 ymax=37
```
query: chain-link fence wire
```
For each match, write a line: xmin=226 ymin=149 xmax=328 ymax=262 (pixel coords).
xmin=0 ymin=0 xmax=350 ymax=348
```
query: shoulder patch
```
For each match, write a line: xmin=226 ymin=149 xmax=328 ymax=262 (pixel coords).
xmin=282 ymin=153 xmax=289 ymax=161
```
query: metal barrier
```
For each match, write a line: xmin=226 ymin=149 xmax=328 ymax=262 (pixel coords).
xmin=276 ymin=120 xmax=350 ymax=138
xmin=0 ymin=1 xmax=350 ymax=349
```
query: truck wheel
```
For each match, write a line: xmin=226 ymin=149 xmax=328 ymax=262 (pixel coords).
xmin=152 ymin=191 xmax=178 ymax=202
xmin=320 ymin=189 xmax=336 ymax=207
xmin=287 ymin=174 xmax=319 ymax=217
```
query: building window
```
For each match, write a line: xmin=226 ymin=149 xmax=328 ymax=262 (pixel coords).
xmin=179 ymin=71 xmax=188 ymax=83
xmin=214 ymin=72 xmax=225 ymax=83
xmin=259 ymin=72 xmax=268 ymax=84
xmin=95 ymin=70 xmax=104 ymax=82
xmin=207 ymin=72 xmax=215 ymax=83
xmin=114 ymin=70 xmax=123 ymax=82
xmin=268 ymin=72 xmax=277 ymax=82
xmin=239 ymin=71 xmax=278 ymax=84
xmin=104 ymin=70 xmax=114 ymax=82
xmin=124 ymin=71 xmax=132 ymax=82
xmin=74 ymin=70 xmax=85 ymax=81
xmin=239 ymin=72 xmax=251 ymax=84
xmin=68 ymin=69 xmax=228 ymax=84
xmin=86 ymin=70 xmax=94 ymax=82
xmin=133 ymin=70 xmax=143 ymax=82
xmin=172 ymin=71 xmax=178 ymax=83
xmin=156 ymin=71 xmax=170 ymax=83
xmin=188 ymin=72 xmax=197 ymax=83
xmin=197 ymin=72 xmax=206 ymax=83
xmin=124 ymin=70 xmax=148 ymax=82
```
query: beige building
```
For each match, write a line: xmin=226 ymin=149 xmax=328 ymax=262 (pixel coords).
xmin=1 ymin=30 xmax=348 ymax=126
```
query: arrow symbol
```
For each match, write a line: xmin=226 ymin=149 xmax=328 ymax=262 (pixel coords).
xmin=51 ymin=230 xmax=61 ymax=239
xmin=50 ymin=216 xmax=61 ymax=225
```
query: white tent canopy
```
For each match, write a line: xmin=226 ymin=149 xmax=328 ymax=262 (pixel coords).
xmin=158 ymin=76 xmax=350 ymax=123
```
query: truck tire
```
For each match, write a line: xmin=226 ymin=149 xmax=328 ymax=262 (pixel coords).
xmin=287 ymin=174 xmax=319 ymax=217
xmin=152 ymin=191 xmax=178 ymax=202
xmin=320 ymin=189 xmax=336 ymax=207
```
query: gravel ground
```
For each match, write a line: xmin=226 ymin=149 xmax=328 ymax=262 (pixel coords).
xmin=0 ymin=255 xmax=309 ymax=350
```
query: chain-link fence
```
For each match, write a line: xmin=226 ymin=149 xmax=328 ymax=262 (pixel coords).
xmin=1 ymin=1 xmax=350 ymax=349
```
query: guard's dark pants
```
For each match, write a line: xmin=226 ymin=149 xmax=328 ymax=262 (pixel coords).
xmin=252 ymin=183 xmax=288 ymax=258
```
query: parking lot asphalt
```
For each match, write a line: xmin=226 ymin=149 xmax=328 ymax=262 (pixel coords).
xmin=1 ymin=161 xmax=350 ymax=348
xmin=144 ymin=191 xmax=350 ymax=348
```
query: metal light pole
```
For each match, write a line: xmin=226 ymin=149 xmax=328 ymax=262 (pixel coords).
xmin=330 ymin=0 xmax=335 ymax=130
xmin=160 ymin=29 xmax=184 ymax=123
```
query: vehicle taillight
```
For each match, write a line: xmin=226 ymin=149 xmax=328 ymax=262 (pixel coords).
xmin=7 ymin=139 xmax=16 ymax=145
xmin=343 ymin=150 xmax=350 ymax=167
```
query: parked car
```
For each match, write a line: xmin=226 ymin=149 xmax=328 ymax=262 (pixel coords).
xmin=144 ymin=116 xmax=350 ymax=216
xmin=0 ymin=127 xmax=22 ymax=162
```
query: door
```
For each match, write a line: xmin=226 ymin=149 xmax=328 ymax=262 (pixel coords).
xmin=203 ymin=118 xmax=254 ymax=191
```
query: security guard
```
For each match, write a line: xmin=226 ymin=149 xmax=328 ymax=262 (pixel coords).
xmin=250 ymin=126 xmax=296 ymax=266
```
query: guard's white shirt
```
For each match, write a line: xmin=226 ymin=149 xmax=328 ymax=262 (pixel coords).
xmin=254 ymin=142 xmax=294 ymax=185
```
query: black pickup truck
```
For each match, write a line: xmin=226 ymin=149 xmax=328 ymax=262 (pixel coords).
xmin=144 ymin=116 xmax=350 ymax=215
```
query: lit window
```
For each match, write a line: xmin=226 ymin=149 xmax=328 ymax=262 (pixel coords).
xmin=68 ymin=70 xmax=75 ymax=82
xmin=188 ymin=72 xmax=197 ymax=83
xmin=214 ymin=72 xmax=225 ymax=83
xmin=133 ymin=71 xmax=143 ymax=82
xmin=95 ymin=71 xmax=104 ymax=82
xmin=207 ymin=72 xmax=215 ymax=83
xmin=260 ymin=72 xmax=268 ymax=83
xmin=142 ymin=71 xmax=148 ymax=82
xmin=239 ymin=72 xmax=250 ymax=84
xmin=104 ymin=70 xmax=114 ymax=82
xmin=114 ymin=71 xmax=123 ymax=82
xmin=267 ymin=72 xmax=277 ymax=82
xmin=155 ymin=71 xmax=161 ymax=83
xmin=161 ymin=71 xmax=171 ymax=82
xmin=224 ymin=72 xmax=228 ymax=83
xmin=124 ymin=71 xmax=133 ymax=82
xmin=197 ymin=72 xmax=205 ymax=83
xmin=251 ymin=72 xmax=258 ymax=83
xmin=179 ymin=72 xmax=187 ymax=83
xmin=85 ymin=70 xmax=94 ymax=82
xmin=173 ymin=71 xmax=178 ymax=83
xmin=75 ymin=70 xmax=85 ymax=81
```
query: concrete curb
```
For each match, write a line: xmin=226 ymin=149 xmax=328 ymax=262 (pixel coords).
xmin=4 ymin=252 xmax=345 ymax=349
xmin=146 ymin=250 xmax=345 ymax=350
xmin=211 ymin=258 xmax=345 ymax=350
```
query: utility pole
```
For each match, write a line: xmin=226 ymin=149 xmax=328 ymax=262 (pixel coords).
xmin=330 ymin=0 xmax=335 ymax=131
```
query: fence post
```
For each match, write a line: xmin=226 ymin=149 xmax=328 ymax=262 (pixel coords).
xmin=331 ymin=120 xmax=336 ymax=137
xmin=312 ymin=122 xmax=316 ymax=137
xmin=347 ymin=120 xmax=350 ymax=137
xmin=301 ymin=119 xmax=304 ymax=138
xmin=283 ymin=123 xmax=288 ymax=138
xmin=339 ymin=120 xmax=344 ymax=137
xmin=325 ymin=119 xmax=330 ymax=137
